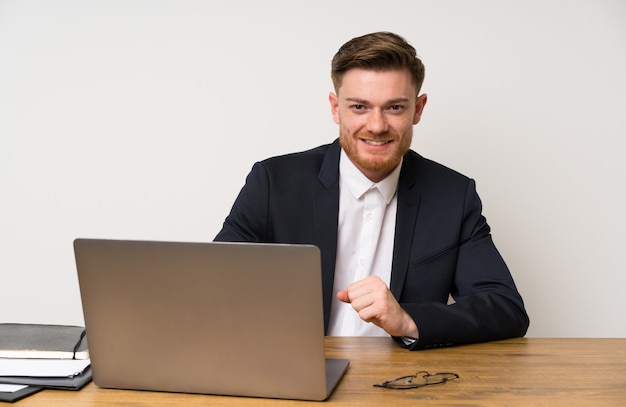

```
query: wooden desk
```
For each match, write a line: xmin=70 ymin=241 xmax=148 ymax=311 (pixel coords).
xmin=16 ymin=337 xmax=626 ymax=406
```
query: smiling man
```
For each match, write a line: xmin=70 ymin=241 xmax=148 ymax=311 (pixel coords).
xmin=215 ymin=32 xmax=529 ymax=350
xmin=330 ymin=68 xmax=426 ymax=183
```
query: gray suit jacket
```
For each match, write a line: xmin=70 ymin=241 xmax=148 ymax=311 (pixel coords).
xmin=215 ymin=139 xmax=529 ymax=350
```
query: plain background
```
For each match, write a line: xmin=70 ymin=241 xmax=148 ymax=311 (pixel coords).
xmin=1 ymin=0 xmax=625 ymax=338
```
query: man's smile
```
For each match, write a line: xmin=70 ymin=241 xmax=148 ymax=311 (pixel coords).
xmin=362 ymin=139 xmax=392 ymax=146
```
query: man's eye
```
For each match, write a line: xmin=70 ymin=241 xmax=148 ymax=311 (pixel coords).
xmin=389 ymin=105 xmax=403 ymax=111
xmin=351 ymin=104 xmax=365 ymax=110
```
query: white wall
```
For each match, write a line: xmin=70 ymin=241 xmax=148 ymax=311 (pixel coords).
xmin=1 ymin=0 xmax=625 ymax=338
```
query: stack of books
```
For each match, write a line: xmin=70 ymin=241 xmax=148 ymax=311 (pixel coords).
xmin=0 ymin=324 xmax=92 ymax=403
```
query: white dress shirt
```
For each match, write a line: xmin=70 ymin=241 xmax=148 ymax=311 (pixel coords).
xmin=327 ymin=150 xmax=401 ymax=336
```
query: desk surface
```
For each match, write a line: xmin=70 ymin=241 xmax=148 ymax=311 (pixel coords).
xmin=16 ymin=337 xmax=626 ymax=406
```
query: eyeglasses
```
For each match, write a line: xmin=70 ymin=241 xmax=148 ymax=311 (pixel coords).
xmin=374 ymin=370 xmax=459 ymax=390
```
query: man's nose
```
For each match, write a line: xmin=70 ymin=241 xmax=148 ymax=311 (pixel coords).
xmin=366 ymin=110 xmax=389 ymax=134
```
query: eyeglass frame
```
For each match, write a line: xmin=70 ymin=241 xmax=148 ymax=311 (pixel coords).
xmin=373 ymin=370 xmax=460 ymax=390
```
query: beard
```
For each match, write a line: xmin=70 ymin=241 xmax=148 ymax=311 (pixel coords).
xmin=339 ymin=129 xmax=412 ymax=179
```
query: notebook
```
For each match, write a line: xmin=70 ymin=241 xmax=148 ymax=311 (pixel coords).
xmin=73 ymin=238 xmax=349 ymax=401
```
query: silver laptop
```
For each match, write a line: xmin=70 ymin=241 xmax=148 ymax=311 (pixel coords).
xmin=73 ymin=238 xmax=349 ymax=401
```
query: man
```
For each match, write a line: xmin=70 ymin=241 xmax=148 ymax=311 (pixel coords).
xmin=215 ymin=32 xmax=529 ymax=350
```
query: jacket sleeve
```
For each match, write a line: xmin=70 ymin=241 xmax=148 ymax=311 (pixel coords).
xmin=397 ymin=180 xmax=529 ymax=350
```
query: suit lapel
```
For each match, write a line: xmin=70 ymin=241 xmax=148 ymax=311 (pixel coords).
xmin=315 ymin=140 xmax=341 ymax=332
xmin=390 ymin=153 xmax=421 ymax=299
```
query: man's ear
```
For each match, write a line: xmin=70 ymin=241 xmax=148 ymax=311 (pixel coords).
xmin=413 ymin=94 xmax=428 ymax=125
xmin=329 ymin=92 xmax=340 ymax=124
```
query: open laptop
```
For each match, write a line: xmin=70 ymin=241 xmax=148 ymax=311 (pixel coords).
xmin=73 ymin=238 xmax=349 ymax=401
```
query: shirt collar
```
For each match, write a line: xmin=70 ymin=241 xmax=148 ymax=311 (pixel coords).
xmin=339 ymin=149 xmax=402 ymax=204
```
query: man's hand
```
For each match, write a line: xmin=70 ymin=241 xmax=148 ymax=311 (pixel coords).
xmin=337 ymin=275 xmax=419 ymax=338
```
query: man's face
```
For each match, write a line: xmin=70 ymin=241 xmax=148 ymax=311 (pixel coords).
xmin=329 ymin=68 xmax=427 ymax=182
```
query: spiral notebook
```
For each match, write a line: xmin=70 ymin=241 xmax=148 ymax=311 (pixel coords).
xmin=73 ymin=238 xmax=349 ymax=401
